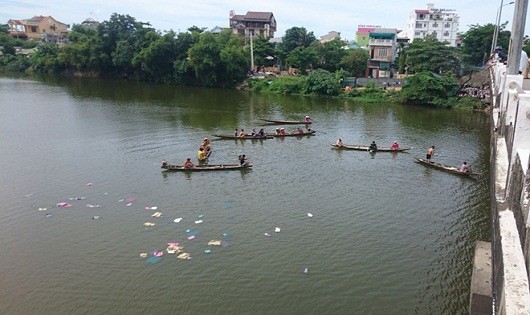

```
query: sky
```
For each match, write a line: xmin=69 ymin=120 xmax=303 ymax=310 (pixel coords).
xmin=1 ymin=0 xmax=528 ymax=40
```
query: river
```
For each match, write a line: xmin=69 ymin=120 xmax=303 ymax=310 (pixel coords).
xmin=0 ymin=75 xmax=490 ymax=314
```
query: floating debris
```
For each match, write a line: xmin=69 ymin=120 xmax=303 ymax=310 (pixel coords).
xmin=275 ymin=227 xmax=281 ymax=233
xmin=38 ymin=207 xmax=47 ymax=212
xmin=307 ymin=213 xmax=314 ymax=217
xmin=151 ymin=212 xmax=163 ymax=218
xmin=145 ymin=206 xmax=158 ymax=210
xmin=45 ymin=213 xmax=52 ymax=218
xmin=173 ymin=218 xmax=183 ymax=223
xmin=302 ymin=267 xmax=309 ymax=274
xmin=208 ymin=240 xmax=222 ymax=246
xmin=86 ymin=183 xmax=93 ymax=186
xmin=195 ymin=220 xmax=203 ymax=224
xmin=204 ymin=249 xmax=212 ymax=254
xmin=153 ymin=251 xmax=164 ymax=257
xmin=56 ymin=202 xmax=72 ymax=208
xmin=222 ymin=232 xmax=231 ymax=238
xmin=264 ymin=233 xmax=271 ymax=237
xmin=69 ymin=197 xmax=86 ymax=200
xmin=139 ymin=253 xmax=148 ymax=258
xmin=92 ymin=216 xmax=100 ymax=220
xmin=177 ymin=252 xmax=191 ymax=260
xmin=86 ymin=204 xmax=101 ymax=208
xmin=187 ymin=235 xmax=195 ymax=240
xmin=143 ymin=222 xmax=156 ymax=227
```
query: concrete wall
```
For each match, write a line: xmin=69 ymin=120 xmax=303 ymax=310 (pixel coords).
xmin=487 ymin=63 xmax=530 ymax=314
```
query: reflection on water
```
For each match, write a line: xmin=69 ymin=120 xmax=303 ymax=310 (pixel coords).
xmin=0 ymin=76 xmax=490 ymax=314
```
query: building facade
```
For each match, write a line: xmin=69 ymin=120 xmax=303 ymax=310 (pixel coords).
xmin=367 ymin=28 xmax=398 ymax=79
xmin=355 ymin=25 xmax=381 ymax=48
xmin=8 ymin=15 xmax=69 ymax=43
xmin=405 ymin=3 xmax=459 ymax=46
xmin=229 ymin=11 xmax=276 ymax=38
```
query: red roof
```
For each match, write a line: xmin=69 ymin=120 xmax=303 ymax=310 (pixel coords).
xmin=415 ymin=9 xmax=429 ymax=14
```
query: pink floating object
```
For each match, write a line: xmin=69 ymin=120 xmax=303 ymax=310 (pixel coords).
xmin=264 ymin=233 xmax=271 ymax=237
xmin=167 ymin=242 xmax=180 ymax=246
xmin=56 ymin=202 xmax=72 ymax=208
xmin=86 ymin=183 xmax=93 ymax=186
xmin=153 ymin=251 xmax=164 ymax=257
xmin=187 ymin=235 xmax=195 ymax=240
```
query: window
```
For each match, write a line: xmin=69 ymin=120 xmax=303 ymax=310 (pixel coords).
xmin=415 ymin=31 xmax=420 ymax=36
xmin=432 ymin=31 xmax=437 ymax=37
xmin=378 ymin=48 xmax=387 ymax=57
xmin=444 ymin=23 xmax=450 ymax=28
xmin=432 ymin=22 xmax=438 ymax=28
xmin=418 ymin=14 xmax=424 ymax=20
xmin=443 ymin=31 xmax=449 ymax=36
xmin=31 ymin=26 xmax=37 ymax=32
xmin=416 ymin=23 xmax=422 ymax=28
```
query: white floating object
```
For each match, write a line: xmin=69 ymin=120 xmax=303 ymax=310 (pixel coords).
xmin=195 ymin=220 xmax=203 ymax=224
xmin=173 ymin=218 xmax=183 ymax=223
xmin=275 ymin=227 xmax=281 ymax=233
xmin=307 ymin=213 xmax=313 ymax=217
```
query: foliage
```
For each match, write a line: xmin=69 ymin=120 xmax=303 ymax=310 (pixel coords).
xmin=313 ymin=38 xmax=347 ymax=72
xmin=285 ymin=46 xmax=318 ymax=74
xmin=341 ymin=49 xmax=369 ymax=77
xmin=248 ymin=75 xmax=307 ymax=94
xmin=399 ymin=71 xmax=459 ymax=107
xmin=276 ymin=27 xmax=316 ymax=67
xmin=250 ymin=35 xmax=276 ymax=68
xmin=304 ymin=68 xmax=341 ymax=96
xmin=397 ymin=37 xmax=461 ymax=75
xmin=460 ymin=23 xmax=510 ymax=66
xmin=342 ymin=82 xmax=387 ymax=102
xmin=0 ymin=54 xmax=30 ymax=71
xmin=132 ymin=31 xmax=178 ymax=82
xmin=30 ymin=43 xmax=63 ymax=73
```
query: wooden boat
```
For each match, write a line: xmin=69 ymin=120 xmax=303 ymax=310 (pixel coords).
xmin=161 ymin=161 xmax=252 ymax=171
xmin=331 ymin=144 xmax=411 ymax=152
xmin=260 ymin=118 xmax=312 ymax=125
xmin=414 ymin=157 xmax=480 ymax=176
xmin=272 ymin=130 xmax=316 ymax=137
xmin=213 ymin=134 xmax=273 ymax=140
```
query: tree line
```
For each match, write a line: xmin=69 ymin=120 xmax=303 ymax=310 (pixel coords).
xmin=0 ymin=13 xmax=525 ymax=106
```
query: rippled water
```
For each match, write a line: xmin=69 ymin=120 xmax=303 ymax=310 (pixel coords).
xmin=0 ymin=76 xmax=490 ymax=314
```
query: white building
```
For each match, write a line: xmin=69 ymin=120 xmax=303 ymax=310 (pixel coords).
xmin=405 ymin=3 xmax=459 ymax=46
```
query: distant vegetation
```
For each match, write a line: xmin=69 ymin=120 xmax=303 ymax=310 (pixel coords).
xmin=0 ymin=14 xmax=520 ymax=108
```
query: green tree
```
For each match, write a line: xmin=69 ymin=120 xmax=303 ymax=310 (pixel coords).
xmin=398 ymin=37 xmax=460 ymax=75
xmin=59 ymin=24 xmax=101 ymax=71
xmin=341 ymin=49 xmax=369 ymax=77
xmin=277 ymin=27 xmax=317 ymax=68
xmin=30 ymin=43 xmax=63 ymax=72
xmin=305 ymin=68 xmax=342 ymax=96
xmin=314 ymin=38 xmax=347 ymax=72
xmin=132 ymin=31 xmax=178 ymax=82
xmin=250 ymin=35 xmax=276 ymax=68
xmin=285 ymin=46 xmax=318 ymax=74
xmin=460 ymin=23 xmax=510 ymax=66
xmin=400 ymin=71 xmax=459 ymax=107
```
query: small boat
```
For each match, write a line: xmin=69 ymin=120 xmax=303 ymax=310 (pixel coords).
xmin=161 ymin=161 xmax=252 ymax=171
xmin=214 ymin=134 xmax=273 ymax=140
xmin=331 ymin=144 xmax=411 ymax=152
xmin=272 ymin=130 xmax=316 ymax=137
xmin=413 ymin=157 xmax=480 ymax=176
xmin=260 ymin=118 xmax=312 ymax=125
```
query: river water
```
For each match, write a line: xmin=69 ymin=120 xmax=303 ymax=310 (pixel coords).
xmin=0 ymin=75 xmax=490 ymax=314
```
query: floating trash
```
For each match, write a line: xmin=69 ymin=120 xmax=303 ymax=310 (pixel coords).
xmin=143 ymin=222 xmax=156 ymax=227
xmin=186 ymin=229 xmax=199 ymax=237
xmin=56 ymin=202 xmax=72 ymax=208
xmin=167 ymin=242 xmax=180 ymax=247
xmin=195 ymin=220 xmax=203 ymax=224
xmin=146 ymin=256 xmax=161 ymax=264
xmin=177 ymin=253 xmax=191 ymax=260
xmin=198 ymin=214 xmax=203 ymax=218
xmin=151 ymin=212 xmax=163 ymax=218
xmin=187 ymin=235 xmax=195 ymax=240
xmin=86 ymin=183 xmax=93 ymax=186
xmin=208 ymin=240 xmax=222 ymax=246
xmin=38 ymin=207 xmax=47 ymax=212
xmin=222 ymin=232 xmax=231 ymax=238
xmin=118 ymin=199 xmax=124 ymax=203
xmin=204 ymin=249 xmax=211 ymax=254
xmin=153 ymin=251 xmax=164 ymax=257
xmin=264 ymin=233 xmax=271 ymax=237
xmin=92 ymin=216 xmax=100 ymax=220
xmin=45 ymin=213 xmax=52 ymax=218
xmin=69 ymin=197 xmax=86 ymax=200
xmin=86 ymin=204 xmax=101 ymax=208
xmin=126 ymin=203 xmax=133 ymax=207
xmin=173 ymin=218 xmax=183 ymax=223
xmin=166 ymin=245 xmax=182 ymax=254
xmin=307 ymin=213 xmax=314 ymax=217
xmin=145 ymin=206 xmax=158 ymax=210
xmin=139 ymin=253 xmax=148 ymax=258
xmin=275 ymin=227 xmax=281 ymax=233
xmin=302 ymin=267 xmax=309 ymax=274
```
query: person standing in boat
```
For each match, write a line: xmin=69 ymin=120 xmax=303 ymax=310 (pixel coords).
xmin=426 ymin=146 xmax=435 ymax=163
xmin=257 ymin=128 xmax=266 ymax=138
xmin=390 ymin=141 xmax=400 ymax=151
xmin=369 ymin=141 xmax=378 ymax=152
xmin=304 ymin=115 xmax=312 ymax=124
xmin=336 ymin=138 xmax=345 ymax=147
xmin=460 ymin=161 xmax=469 ymax=173
xmin=238 ymin=129 xmax=247 ymax=137
xmin=183 ymin=158 xmax=196 ymax=169
xmin=197 ymin=147 xmax=207 ymax=162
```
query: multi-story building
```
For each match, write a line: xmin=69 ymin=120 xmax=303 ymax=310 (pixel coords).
xmin=367 ymin=28 xmax=399 ymax=79
xmin=404 ymin=3 xmax=459 ymax=46
xmin=355 ymin=25 xmax=381 ymax=48
xmin=229 ymin=11 xmax=276 ymax=38
xmin=8 ymin=15 xmax=69 ymax=43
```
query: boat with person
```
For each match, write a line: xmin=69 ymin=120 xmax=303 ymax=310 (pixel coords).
xmin=259 ymin=118 xmax=312 ymax=125
xmin=413 ymin=157 xmax=480 ymax=176
xmin=213 ymin=134 xmax=273 ymax=140
xmin=161 ymin=161 xmax=252 ymax=171
xmin=330 ymin=144 xmax=411 ymax=152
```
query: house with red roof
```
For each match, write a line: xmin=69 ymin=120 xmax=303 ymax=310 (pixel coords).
xmin=229 ymin=11 xmax=276 ymax=38
xmin=8 ymin=15 xmax=69 ymax=43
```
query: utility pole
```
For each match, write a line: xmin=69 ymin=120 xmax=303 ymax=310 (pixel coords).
xmin=249 ymin=30 xmax=255 ymax=73
xmin=507 ymin=0 xmax=529 ymax=75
